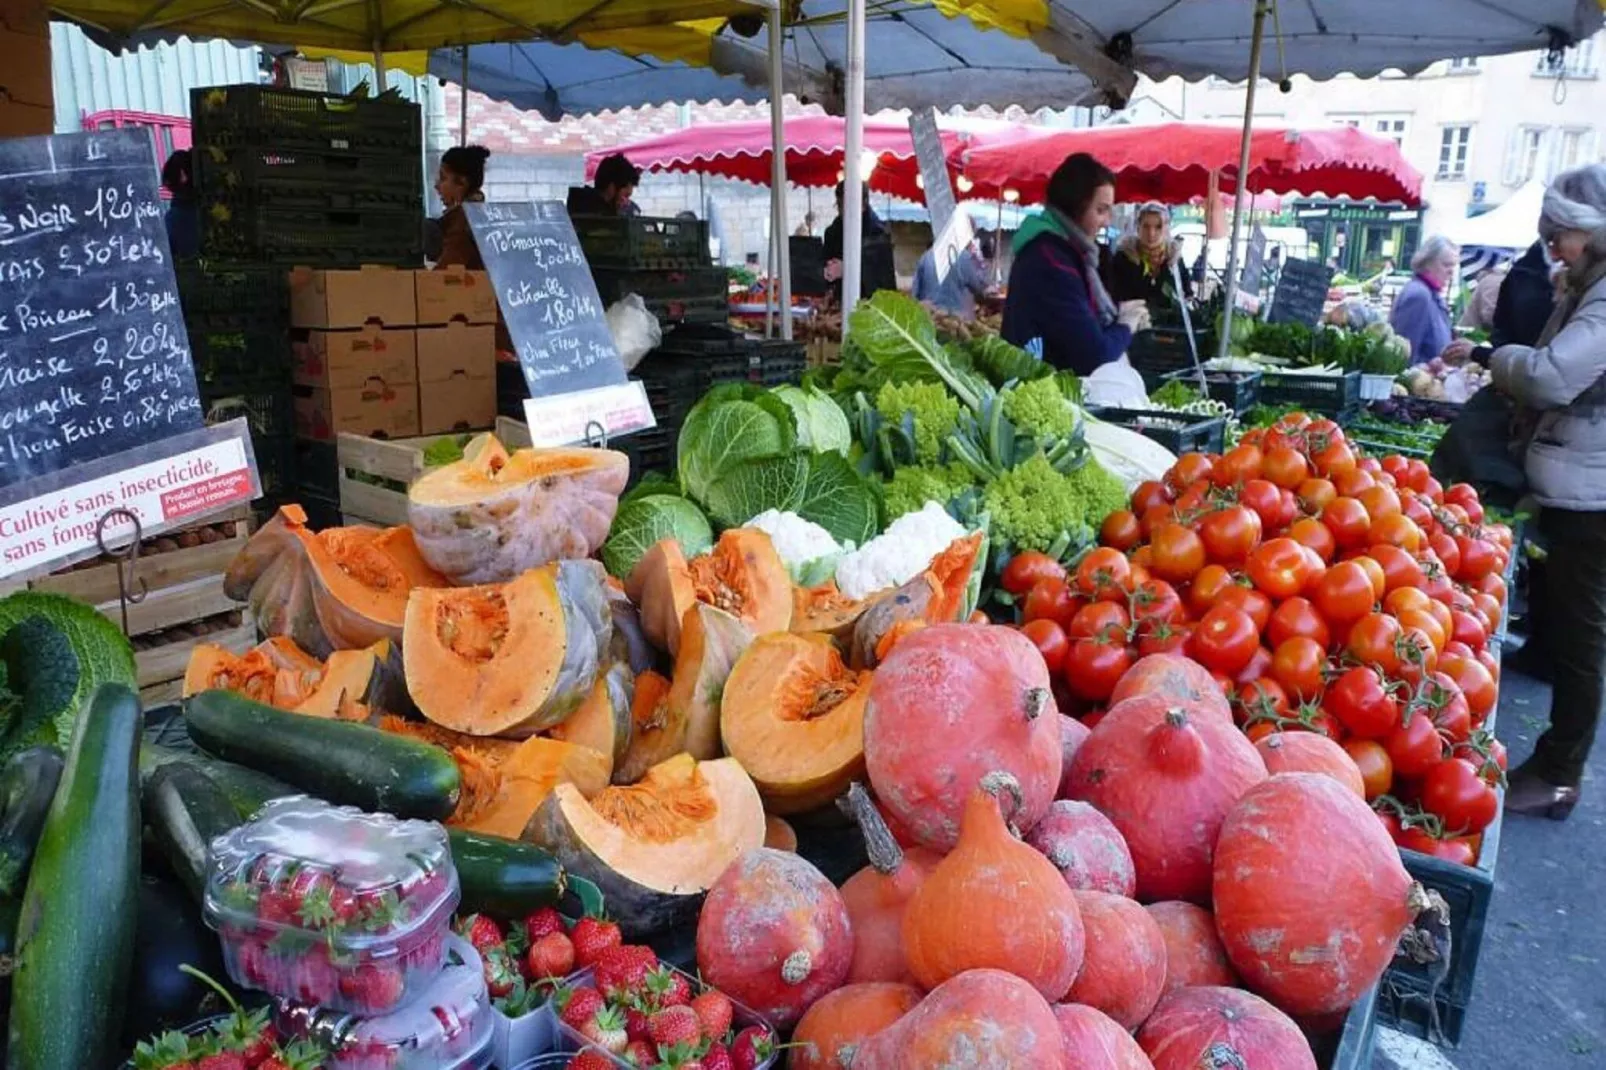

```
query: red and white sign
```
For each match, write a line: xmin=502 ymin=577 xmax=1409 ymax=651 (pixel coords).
xmin=523 ymin=381 xmax=656 ymax=448
xmin=0 ymin=437 xmax=254 ymax=578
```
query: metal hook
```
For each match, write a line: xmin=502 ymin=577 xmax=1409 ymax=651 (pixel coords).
xmin=583 ymin=419 xmax=610 ymax=449
xmin=95 ymin=507 xmax=148 ymax=637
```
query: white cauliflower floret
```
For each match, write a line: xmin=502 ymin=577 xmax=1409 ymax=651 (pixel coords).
xmin=745 ymin=510 xmax=843 ymax=587
xmin=835 ymin=502 xmax=966 ymax=600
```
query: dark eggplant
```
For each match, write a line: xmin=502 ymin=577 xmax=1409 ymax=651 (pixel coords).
xmin=0 ymin=746 xmax=63 ymax=898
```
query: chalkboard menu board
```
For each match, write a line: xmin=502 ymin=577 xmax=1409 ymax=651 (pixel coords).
xmin=1267 ymin=257 xmax=1335 ymax=327
xmin=464 ymin=201 xmax=626 ymax=397
xmin=909 ymin=109 xmax=956 ymax=237
xmin=0 ymin=129 xmax=203 ymax=490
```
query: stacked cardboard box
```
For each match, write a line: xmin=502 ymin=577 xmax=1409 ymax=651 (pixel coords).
xmin=0 ymin=2 xmax=53 ymax=137
xmin=414 ymin=268 xmax=498 ymax=435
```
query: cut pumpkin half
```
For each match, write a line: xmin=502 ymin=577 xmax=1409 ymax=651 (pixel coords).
xmin=549 ymin=662 xmax=634 ymax=770
xmin=626 ymin=529 xmax=791 ymax=658
xmin=721 ymin=632 xmax=871 ymax=814
xmin=525 ymin=753 xmax=765 ymax=936
xmin=791 ymin=581 xmax=869 ymax=642
xmin=850 ymin=532 xmax=984 ymax=668
xmin=404 ymin=560 xmax=612 ymax=738
xmin=182 ymin=635 xmax=390 ymax=719
xmin=408 ymin=433 xmax=630 ymax=586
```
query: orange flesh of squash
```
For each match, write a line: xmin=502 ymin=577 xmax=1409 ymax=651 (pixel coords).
xmin=791 ymin=582 xmax=866 ymax=640
xmin=589 ymin=754 xmax=721 ymax=843
xmin=185 ymin=637 xmax=382 ymax=717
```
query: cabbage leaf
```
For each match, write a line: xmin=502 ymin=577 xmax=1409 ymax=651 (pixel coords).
xmin=600 ymin=494 xmax=714 ymax=579
xmin=771 ymin=385 xmax=851 ymax=456
xmin=677 ymin=385 xmax=794 ymax=502
xmin=794 ymin=452 xmax=880 ymax=546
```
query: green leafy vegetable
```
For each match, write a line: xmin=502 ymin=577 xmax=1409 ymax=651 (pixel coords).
xmin=600 ymin=495 xmax=714 ymax=578
xmin=963 ymin=334 xmax=1052 ymax=387
xmin=794 ymin=453 xmax=881 ymax=546
xmin=874 ymin=381 xmax=961 ymax=465
xmin=677 ymin=386 xmax=794 ymax=502
xmin=1003 ymin=377 xmax=1079 ymax=440
xmin=700 ymin=453 xmax=809 ymax=530
xmin=421 ymin=435 xmax=470 ymax=468
xmin=0 ymin=591 xmax=136 ymax=760
xmin=880 ymin=462 xmax=978 ymax=521
xmin=771 ymin=385 xmax=852 ymax=456
xmin=842 ymin=291 xmax=992 ymax=411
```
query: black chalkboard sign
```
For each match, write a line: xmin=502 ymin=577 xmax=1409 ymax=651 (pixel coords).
xmin=1267 ymin=257 xmax=1335 ymax=327
xmin=463 ymin=201 xmax=626 ymax=397
xmin=0 ymin=129 xmax=203 ymax=490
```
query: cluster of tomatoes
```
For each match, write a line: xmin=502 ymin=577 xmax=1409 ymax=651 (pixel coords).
xmin=1003 ymin=411 xmax=1513 ymax=867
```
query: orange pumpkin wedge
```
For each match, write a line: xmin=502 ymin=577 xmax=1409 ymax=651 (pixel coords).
xmin=721 ymin=632 xmax=870 ymax=814
xmin=627 ymin=529 xmax=791 ymax=657
xmin=182 ymin=635 xmax=389 ymax=719
xmin=851 ymin=532 xmax=983 ymax=668
xmin=549 ymin=662 xmax=634 ymax=770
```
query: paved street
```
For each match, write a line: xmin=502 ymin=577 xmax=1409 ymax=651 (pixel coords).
xmin=1374 ymin=661 xmax=1606 ymax=1069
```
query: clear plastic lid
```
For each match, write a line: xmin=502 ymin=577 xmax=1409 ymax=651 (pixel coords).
xmin=204 ymin=796 xmax=459 ymax=953
xmin=278 ymin=936 xmax=493 ymax=1069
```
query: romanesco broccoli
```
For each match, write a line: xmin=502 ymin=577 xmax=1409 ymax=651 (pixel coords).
xmin=880 ymin=462 xmax=977 ymax=520
xmin=1002 ymin=377 xmax=1078 ymax=440
xmin=875 ymin=380 xmax=961 ymax=465
xmin=983 ymin=454 xmax=1131 ymax=552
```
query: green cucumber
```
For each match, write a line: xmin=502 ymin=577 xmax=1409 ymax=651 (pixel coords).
xmin=8 ymin=684 xmax=141 ymax=1070
xmin=144 ymin=763 xmax=241 ymax=902
xmin=0 ymin=747 xmax=63 ymax=898
xmin=139 ymin=741 xmax=296 ymax=818
xmin=183 ymin=690 xmax=461 ymax=821
xmin=449 ymin=828 xmax=569 ymax=917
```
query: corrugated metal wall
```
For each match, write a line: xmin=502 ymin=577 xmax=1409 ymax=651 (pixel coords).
xmin=50 ymin=23 xmax=264 ymax=130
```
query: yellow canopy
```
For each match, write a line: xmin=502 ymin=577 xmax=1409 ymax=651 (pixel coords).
xmin=49 ymin=0 xmax=774 ymax=53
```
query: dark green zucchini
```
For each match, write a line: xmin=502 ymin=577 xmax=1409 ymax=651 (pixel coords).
xmin=0 ymin=746 xmax=63 ymax=898
xmin=144 ymin=763 xmax=241 ymax=903
xmin=138 ymin=742 xmax=296 ymax=818
xmin=183 ymin=690 xmax=460 ymax=821
xmin=8 ymin=684 xmax=142 ymax=1070
xmin=449 ymin=828 xmax=569 ymax=917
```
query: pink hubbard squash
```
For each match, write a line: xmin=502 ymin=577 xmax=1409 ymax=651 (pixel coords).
xmin=1145 ymin=901 xmax=1238 ymax=993
xmin=1137 ymin=986 xmax=1317 ymax=1070
xmin=1255 ymin=732 xmax=1366 ymax=798
xmin=790 ymin=982 xmax=922 ymax=1070
xmin=1109 ymin=654 xmax=1231 ymax=723
xmin=864 ymin=624 xmax=1062 ymax=850
xmin=1066 ymin=700 xmax=1266 ymax=902
xmin=1025 ymin=799 xmax=1136 ymax=897
xmin=1058 ymin=714 xmax=1090 ymax=798
xmin=1065 ymin=890 xmax=1167 ymax=1028
xmin=695 ymin=848 xmax=853 ymax=1028
xmin=1052 ymin=1004 xmax=1156 ymax=1070
xmin=1212 ymin=772 xmax=1427 ymax=1017
xmin=850 ymin=969 xmax=1067 ymax=1070
xmin=837 ymin=783 xmax=940 ymax=985
xmin=901 ymin=774 xmax=1084 ymax=1001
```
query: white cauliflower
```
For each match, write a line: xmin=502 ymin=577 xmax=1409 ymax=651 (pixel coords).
xmin=745 ymin=510 xmax=843 ymax=587
xmin=835 ymin=502 xmax=966 ymax=600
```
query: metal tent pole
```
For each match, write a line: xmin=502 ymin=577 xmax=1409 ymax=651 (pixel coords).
xmin=768 ymin=4 xmax=793 ymax=340
xmin=1216 ymin=1 xmax=1269 ymax=362
xmin=840 ymin=0 xmax=867 ymax=325
xmin=460 ymin=46 xmax=469 ymax=144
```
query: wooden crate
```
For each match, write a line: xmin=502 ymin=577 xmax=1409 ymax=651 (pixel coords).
xmin=337 ymin=416 xmax=529 ymax=526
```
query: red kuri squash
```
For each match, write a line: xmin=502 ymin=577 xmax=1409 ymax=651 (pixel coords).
xmin=1212 ymin=772 xmax=1426 ymax=1017
xmin=1255 ymin=732 xmax=1366 ymax=798
xmin=1064 ymin=890 xmax=1168 ymax=1028
xmin=850 ymin=969 xmax=1067 ymax=1070
xmin=837 ymin=783 xmax=940 ymax=985
xmin=1137 ymin=986 xmax=1317 ymax=1070
xmin=1024 ymin=799 xmax=1136 ymax=897
xmin=1108 ymin=654 xmax=1232 ymax=723
xmin=865 ymin=624 xmax=1062 ymax=850
xmin=1057 ymin=714 xmax=1091 ymax=798
xmin=790 ymin=982 xmax=922 ymax=1070
xmin=1145 ymin=901 xmax=1238 ymax=993
xmin=1052 ymin=1003 xmax=1156 ymax=1070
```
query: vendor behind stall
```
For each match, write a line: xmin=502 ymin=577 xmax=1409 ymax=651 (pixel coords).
xmin=824 ymin=182 xmax=897 ymax=301
xmin=569 ymin=154 xmax=642 ymax=217
xmin=161 ymin=150 xmax=199 ymax=260
xmin=1105 ymin=201 xmax=1192 ymax=308
xmin=912 ymin=232 xmax=992 ymax=320
xmin=433 ymin=145 xmax=512 ymax=355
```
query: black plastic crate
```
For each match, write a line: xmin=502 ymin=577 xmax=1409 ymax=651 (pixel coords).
xmin=575 ymin=215 xmax=709 ymax=269
xmin=195 ymin=143 xmax=420 ymax=200
xmin=1129 ymin=326 xmax=1215 ymax=389
xmin=201 ymin=379 xmax=294 ymax=439
xmin=251 ymin=435 xmax=297 ymax=504
xmin=1088 ymin=407 xmax=1227 ymax=456
xmin=188 ymin=325 xmax=290 ymax=387
xmin=1160 ymin=368 xmax=1262 ymax=414
xmin=191 ymin=86 xmax=421 ymax=154
xmin=201 ymin=203 xmax=422 ymax=267
xmin=1321 ymin=984 xmax=1379 ymax=1069
xmin=177 ymin=264 xmax=288 ymax=327
xmin=1257 ymin=369 xmax=1363 ymax=417
xmin=592 ymin=267 xmax=728 ymax=326
xmin=616 ymin=427 xmax=675 ymax=487
xmin=293 ymin=437 xmax=340 ymax=502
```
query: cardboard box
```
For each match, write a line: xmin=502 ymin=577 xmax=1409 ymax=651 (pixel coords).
xmin=0 ymin=27 xmax=51 ymax=108
xmin=415 ymin=267 xmax=498 ymax=326
xmin=0 ymin=100 xmax=50 ymax=138
xmin=294 ymin=380 xmax=420 ymax=441
xmin=289 ymin=267 xmax=417 ymax=329
xmin=417 ymin=323 xmax=496 ymax=434
xmin=293 ymin=326 xmax=418 ymax=391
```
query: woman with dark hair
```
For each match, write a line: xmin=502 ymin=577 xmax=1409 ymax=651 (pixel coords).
xmin=161 ymin=149 xmax=200 ymax=259
xmin=432 ymin=145 xmax=511 ymax=353
xmin=1002 ymin=153 xmax=1148 ymax=373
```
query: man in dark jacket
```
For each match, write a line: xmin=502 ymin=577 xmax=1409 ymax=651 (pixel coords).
xmin=1490 ymin=241 xmax=1557 ymax=349
xmin=568 ymin=153 xmax=642 ymax=217
xmin=823 ymin=183 xmax=896 ymax=301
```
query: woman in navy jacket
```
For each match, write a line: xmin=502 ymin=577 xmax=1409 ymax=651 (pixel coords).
xmin=1002 ymin=153 xmax=1146 ymax=374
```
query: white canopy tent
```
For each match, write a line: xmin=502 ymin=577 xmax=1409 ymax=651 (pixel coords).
xmin=1448 ymin=180 xmax=1547 ymax=252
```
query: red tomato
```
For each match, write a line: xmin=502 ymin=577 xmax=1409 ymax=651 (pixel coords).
xmin=1478 ymin=572 xmax=1508 ymax=606
xmin=1166 ymin=454 xmax=1215 ymax=494
xmin=1367 ymin=543 xmax=1425 ymax=592
xmin=1076 ymin=546 xmax=1133 ymax=602
xmin=1425 ymin=672 xmax=1473 ymax=745
xmin=1455 ymin=535 xmax=1499 ymax=583
xmin=1198 ymin=505 xmax=1263 ymax=565
xmin=1136 ymin=619 xmax=1193 ymax=657
xmin=1287 ymin=516 xmax=1337 ymax=562
xmin=1020 ymin=619 xmax=1070 ymax=675
xmin=1323 ymin=497 xmax=1374 ymax=551
xmin=1444 ymin=483 xmax=1484 ymax=523
xmin=1238 ymin=479 xmax=1285 ymax=532
xmin=1099 ymin=510 xmax=1143 ymax=552
xmin=1213 ymin=444 xmax=1265 ymax=487
xmin=1262 ymin=446 xmax=1310 ymax=490
xmin=1428 ymin=531 xmax=1461 ymax=577
xmin=1238 ymin=677 xmax=1293 ymax=728
xmin=1187 ymin=563 xmax=1236 ymax=617
xmin=1369 ymin=512 xmax=1424 ymax=553
xmin=1234 ymin=645 xmax=1276 ymax=688
xmin=1386 ymin=711 xmax=1446 ymax=780
xmin=1266 ymin=596 xmax=1331 ymax=649
xmin=1325 ymin=666 xmax=1401 ymax=739
xmin=1397 ymin=608 xmax=1447 ymax=655
xmin=1191 ymin=606 xmax=1262 ymax=675
xmin=1296 ymin=478 xmax=1338 ymax=515
xmin=1148 ymin=523 xmax=1207 ymax=584
xmin=1068 ymin=600 xmax=1131 ymax=642
xmin=1344 ymin=739 xmax=1394 ymax=800
xmin=1356 ymin=483 xmax=1402 ymax=521
xmin=1449 ymin=609 xmax=1489 ymax=652
xmin=1129 ymin=579 xmax=1185 ymax=627
xmin=1401 ymin=459 xmax=1431 ymax=493
xmin=1061 ymin=637 xmax=1134 ymax=702
xmin=1453 ymin=733 xmax=1508 ymax=784
xmin=1246 ymin=537 xmax=1313 ymax=600
xmin=1217 ymin=585 xmax=1273 ymax=633
xmin=1131 ymin=480 xmax=1173 ymax=516
xmin=1473 ymin=593 xmax=1503 ymax=633
xmin=1313 ymin=560 xmax=1378 ymax=624
xmin=1351 ymin=555 xmax=1388 ymax=602
xmin=1332 ymin=466 xmax=1377 ymax=499
xmin=1398 ymin=827 xmax=1479 ymax=867
xmin=1000 ymin=550 xmax=1069 ymax=597
xmin=1272 ymin=636 xmax=1329 ymax=701
xmin=1421 ymin=757 xmax=1499 ymax=834
xmin=1022 ymin=579 xmax=1080 ymax=629
xmin=1347 ymin=612 xmax=1405 ymax=676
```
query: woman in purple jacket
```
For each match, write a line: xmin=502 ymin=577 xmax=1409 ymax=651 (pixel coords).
xmin=1002 ymin=154 xmax=1148 ymax=374
xmin=1389 ymin=235 xmax=1472 ymax=365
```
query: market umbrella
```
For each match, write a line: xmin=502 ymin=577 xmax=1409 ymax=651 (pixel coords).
xmin=956 ymin=123 xmax=1424 ymax=207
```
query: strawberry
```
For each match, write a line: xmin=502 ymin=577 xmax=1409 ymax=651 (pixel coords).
xmin=656 ymin=1043 xmax=706 ymax=1070
xmin=483 ymin=947 xmax=521 ymax=999
xmin=338 ymin=961 xmax=406 ymax=1011
xmin=648 ymin=1004 xmax=703 ymax=1049
xmin=458 ymin=913 xmax=504 ymax=953
xmin=645 ymin=965 xmax=693 ymax=1009
xmin=593 ymin=944 xmax=658 ymax=1001
xmin=623 ymin=1004 xmax=654 ymax=1043
xmin=196 ymin=1053 xmax=247 ymax=1070
xmin=576 ymin=1004 xmax=628 ymax=1054
xmin=524 ymin=906 xmax=564 ymax=942
xmin=255 ymin=1040 xmax=326 ymax=1070
xmin=570 ymin=916 xmax=622 ymax=967
xmin=527 ymin=930 xmax=576 ymax=979
xmin=402 ymin=929 xmax=445 ymax=970
xmin=730 ymin=1025 xmax=775 ymax=1070
xmin=132 ymin=1030 xmax=197 ymax=1070
xmin=288 ymin=945 xmax=340 ymax=1005
xmin=565 ymin=1052 xmax=617 ymax=1070
xmin=622 ymin=1039 xmax=657 ymax=1067
xmin=557 ymin=985 xmax=607 ymax=1030
xmin=702 ymin=1042 xmax=735 ymax=1070
xmin=689 ymin=989 xmax=734 ymax=1039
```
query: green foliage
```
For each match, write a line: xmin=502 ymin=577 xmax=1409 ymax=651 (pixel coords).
xmin=771 ymin=384 xmax=852 ymax=455
xmin=600 ymin=495 xmax=714 ymax=578
xmin=421 ymin=434 xmax=470 ymax=468
xmin=0 ymin=592 xmax=135 ymax=760
xmin=1150 ymin=379 xmax=1203 ymax=408
xmin=842 ymin=291 xmax=992 ymax=410
xmin=982 ymin=454 xmax=1128 ymax=554
xmin=881 ymin=463 xmax=979 ymax=521
xmin=676 ymin=385 xmax=795 ymax=503
xmin=1002 ymin=376 xmax=1079 ymax=440
xmin=874 ymin=380 xmax=962 ymax=465
xmin=963 ymin=333 xmax=1053 ymax=387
